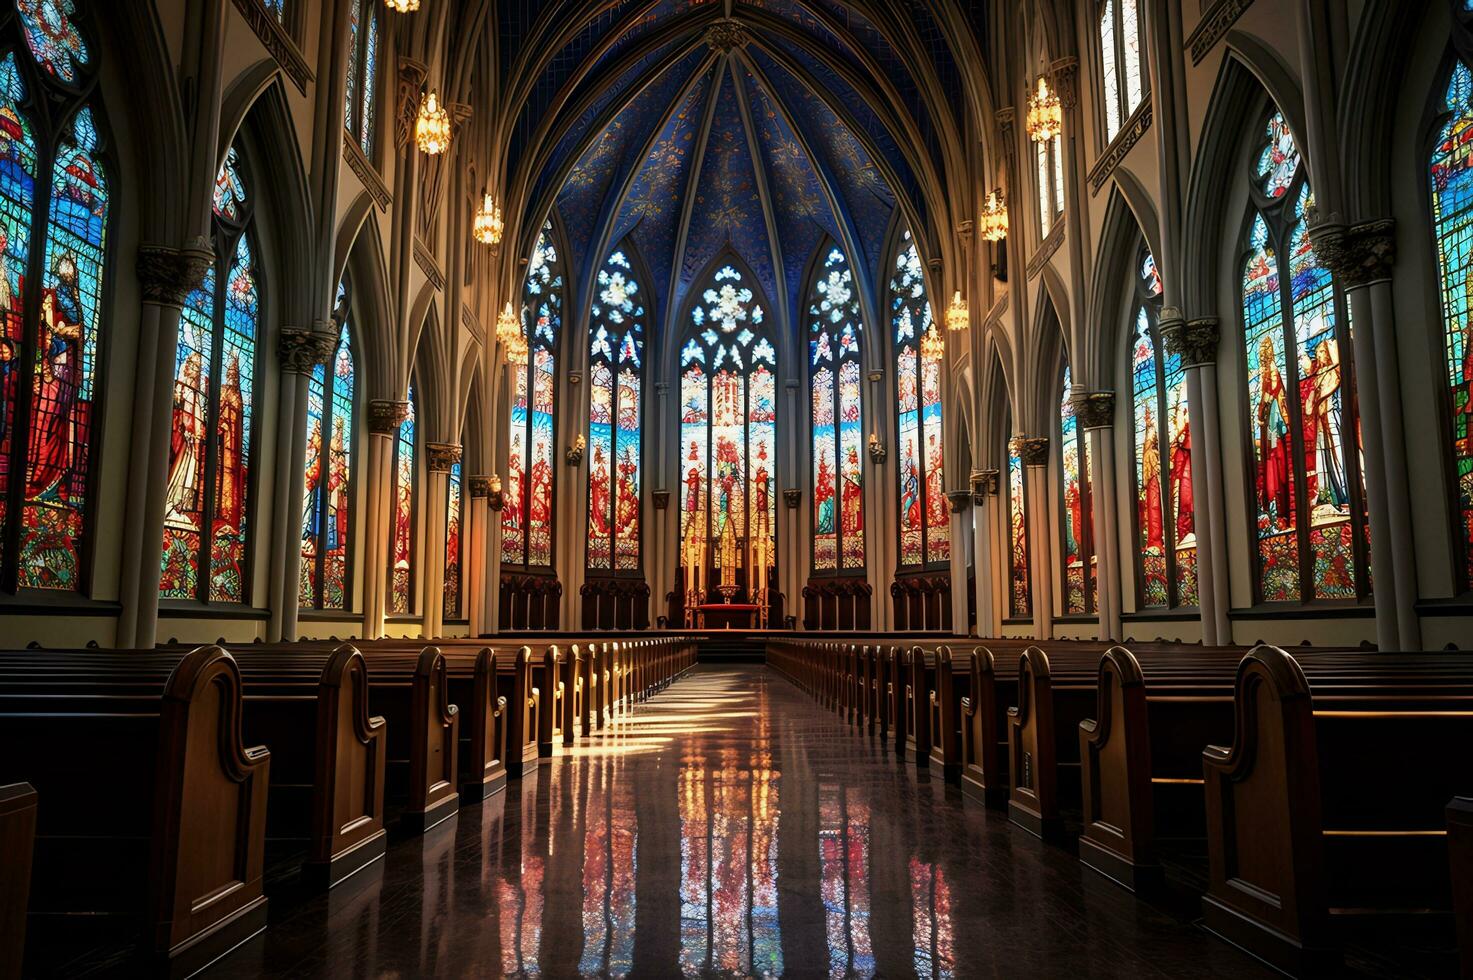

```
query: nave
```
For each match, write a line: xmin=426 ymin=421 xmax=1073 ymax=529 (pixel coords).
xmin=211 ymin=666 xmax=1269 ymax=980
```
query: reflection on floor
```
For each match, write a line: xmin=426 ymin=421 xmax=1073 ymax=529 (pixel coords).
xmin=215 ymin=666 xmax=1273 ymax=978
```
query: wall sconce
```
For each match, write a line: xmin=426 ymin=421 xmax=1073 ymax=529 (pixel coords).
xmin=867 ymin=432 xmax=887 ymax=465
xmin=488 ymin=473 xmax=504 ymax=512
xmin=566 ymin=433 xmax=586 ymax=467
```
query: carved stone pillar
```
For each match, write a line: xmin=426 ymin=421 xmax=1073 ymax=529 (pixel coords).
xmin=271 ymin=325 xmax=337 ymax=642
xmin=118 ymin=242 xmax=214 ymax=650
xmin=1310 ymin=217 xmax=1418 ymax=650
xmin=1163 ymin=312 xmax=1229 ymax=645
xmin=1077 ymin=392 xmax=1120 ymax=641
xmin=420 ymin=442 xmax=461 ymax=639
xmin=363 ymin=399 xmax=410 ymax=640
xmin=466 ymin=475 xmax=493 ymax=637
xmin=1019 ymin=436 xmax=1053 ymax=640
xmin=972 ymin=469 xmax=1000 ymax=636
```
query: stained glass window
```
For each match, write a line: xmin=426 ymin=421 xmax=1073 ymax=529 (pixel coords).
xmin=1007 ymin=437 xmax=1030 ymax=618
xmin=444 ymin=460 xmax=462 ymax=620
xmin=389 ymin=384 xmax=415 ymax=614
xmin=1099 ymin=0 xmax=1146 ymax=143
xmin=1035 ymin=132 xmax=1064 ymax=238
xmin=586 ymin=246 xmax=644 ymax=573
xmin=5 ymin=54 xmax=109 ymax=595
xmin=300 ymin=281 xmax=356 ymax=609
xmin=678 ymin=257 xmax=778 ymax=600
xmin=1239 ymin=111 xmax=1369 ymax=603
xmin=160 ymin=145 xmax=259 ymax=604
xmin=262 ymin=0 xmax=286 ymax=23
xmin=808 ymin=244 xmax=865 ymax=573
xmin=891 ymin=229 xmax=948 ymax=569
xmin=1057 ymin=365 xmax=1095 ymax=614
xmin=16 ymin=0 xmax=88 ymax=84
xmin=343 ymin=0 xmax=379 ymax=158
xmin=1431 ymin=60 xmax=1473 ymax=589
xmin=503 ymin=220 xmax=562 ymax=569
xmin=1129 ymin=248 xmax=1197 ymax=608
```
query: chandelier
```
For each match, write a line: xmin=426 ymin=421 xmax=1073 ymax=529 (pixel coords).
xmin=472 ymin=191 xmax=503 ymax=246
xmin=415 ymin=90 xmax=451 ymax=155
xmin=1026 ymin=75 xmax=1062 ymax=143
xmin=980 ymin=188 xmax=1008 ymax=241
xmin=945 ymin=290 xmax=969 ymax=332
xmin=920 ymin=324 xmax=945 ymax=361
xmin=497 ymin=302 xmax=528 ymax=365
xmin=385 ymin=0 xmax=419 ymax=11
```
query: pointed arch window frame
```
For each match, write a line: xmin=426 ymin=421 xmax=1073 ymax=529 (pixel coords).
xmin=387 ymin=378 xmax=417 ymax=615
xmin=159 ymin=141 xmax=266 ymax=607
xmin=1235 ymin=109 xmax=1372 ymax=606
xmin=1055 ymin=360 xmax=1095 ymax=616
xmin=1096 ymin=0 xmax=1147 ymax=146
xmin=0 ymin=10 xmax=119 ymax=599
xmin=300 ymin=276 xmax=359 ymax=611
xmin=343 ymin=0 xmax=381 ymax=162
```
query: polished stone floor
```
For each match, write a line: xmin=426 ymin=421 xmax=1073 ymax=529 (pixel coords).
xmin=215 ymin=666 xmax=1278 ymax=978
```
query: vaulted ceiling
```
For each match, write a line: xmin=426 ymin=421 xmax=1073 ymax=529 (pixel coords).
xmin=498 ymin=0 xmax=980 ymax=338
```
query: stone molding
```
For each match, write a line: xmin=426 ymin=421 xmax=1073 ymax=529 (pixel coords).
xmin=277 ymin=327 xmax=337 ymax=375
xmin=1050 ymin=57 xmax=1079 ymax=110
xmin=343 ymin=138 xmax=391 ymax=211
xmin=426 ymin=442 xmax=462 ymax=472
xmin=946 ymin=490 xmax=972 ymax=513
xmin=468 ymin=476 xmax=493 ymax=499
xmin=1308 ymin=217 xmax=1395 ymax=288
xmin=1088 ymin=98 xmax=1151 ymax=194
xmin=1188 ymin=0 xmax=1255 ymax=65
xmin=705 ymin=20 xmax=749 ymax=50
xmin=136 ymin=242 xmax=213 ymax=307
xmin=1164 ymin=316 xmax=1221 ymax=367
xmin=396 ymin=57 xmax=429 ymax=152
xmin=230 ymin=0 xmax=312 ymax=92
xmin=1019 ymin=437 xmax=1050 ymax=467
xmin=368 ymin=399 xmax=411 ymax=435
xmin=413 ymin=238 xmax=445 ymax=291
xmin=1027 ymin=222 xmax=1065 ymax=279
xmin=1075 ymin=391 xmax=1116 ymax=429
xmin=974 ymin=469 xmax=1000 ymax=500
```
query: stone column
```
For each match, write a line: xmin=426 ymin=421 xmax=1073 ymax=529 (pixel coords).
xmin=1019 ymin=437 xmax=1052 ymax=640
xmin=1078 ymin=392 xmax=1121 ymax=641
xmin=271 ymin=325 xmax=337 ymax=642
xmin=119 ymin=243 xmax=214 ymax=649
xmin=1162 ymin=313 xmax=1229 ymax=645
xmin=422 ymin=443 xmax=461 ymax=639
xmin=363 ymin=400 xmax=409 ymax=640
xmin=946 ymin=491 xmax=973 ymax=634
xmin=1310 ymin=218 xmax=1420 ymax=650
xmin=465 ymin=475 xmax=492 ymax=637
xmin=653 ymin=380 xmax=671 ymax=627
xmin=781 ymin=378 xmax=802 ymax=627
xmin=972 ymin=470 xmax=1000 ymax=637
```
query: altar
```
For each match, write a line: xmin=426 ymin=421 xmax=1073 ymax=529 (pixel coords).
xmin=694 ymin=602 xmax=762 ymax=630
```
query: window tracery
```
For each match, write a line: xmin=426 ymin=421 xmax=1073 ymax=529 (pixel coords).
xmin=808 ymin=244 xmax=864 ymax=574
xmin=587 ymin=246 xmax=644 ymax=573
xmin=300 ymin=279 xmax=356 ymax=609
xmin=891 ymin=229 xmax=948 ymax=569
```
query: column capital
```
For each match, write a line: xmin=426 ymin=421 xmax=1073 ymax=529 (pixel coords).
xmin=368 ymin=399 xmax=410 ymax=435
xmin=973 ymin=468 xmax=1000 ymax=502
xmin=468 ymin=475 xmax=493 ymax=498
xmin=782 ymin=488 xmax=802 ymax=509
xmin=426 ymin=442 xmax=462 ymax=472
xmin=136 ymin=241 xmax=213 ymax=307
xmin=1075 ymin=391 xmax=1116 ymax=429
xmin=1308 ymin=216 xmax=1396 ymax=288
xmin=277 ymin=327 xmax=337 ymax=374
xmin=1050 ymin=57 xmax=1080 ymax=110
xmin=1164 ymin=316 xmax=1220 ymax=367
xmin=1014 ymin=436 xmax=1049 ymax=467
xmin=946 ymin=489 xmax=973 ymax=513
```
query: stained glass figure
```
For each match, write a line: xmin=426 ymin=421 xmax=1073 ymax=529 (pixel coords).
xmin=1007 ymin=436 xmax=1030 ymax=618
xmin=16 ymin=0 xmax=89 ymax=84
xmin=160 ymin=144 xmax=258 ymax=604
xmin=444 ymin=460 xmax=462 ymax=620
xmin=389 ymin=384 xmax=415 ymax=614
xmin=1099 ymin=0 xmax=1145 ymax=143
xmin=1240 ymin=112 xmax=1369 ymax=603
xmin=343 ymin=0 xmax=378 ymax=158
xmin=891 ymin=229 xmax=948 ymax=568
xmin=808 ymin=244 xmax=864 ymax=573
xmin=678 ymin=257 xmax=777 ymax=602
xmin=503 ymin=220 xmax=562 ymax=569
xmin=1431 ymin=60 xmax=1473 ymax=587
xmin=1129 ymin=248 xmax=1196 ymax=608
xmin=1058 ymin=365 xmax=1095 ymax=614
xmin=587 ymin=246 xmax=644 ymax=573
xmin=301 ymin=282 xmax=355 ymax=609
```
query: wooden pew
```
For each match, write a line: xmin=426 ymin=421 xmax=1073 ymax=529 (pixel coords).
xmin=363 ymin=647 xmax=459 ymax=832
xmin=1449 ymin=797 xmax=1473 ymax=979
xmin=1199 ymin=645 xmax=1473 ymax=974
xmin=929 ymin=646 xmax=973 ymax=782
xmin=0 ymin=646 xmax=270 ymax=975
xmin=1 ymin=782 xmax=37 ymax=980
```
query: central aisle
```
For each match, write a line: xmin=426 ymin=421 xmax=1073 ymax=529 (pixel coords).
xmin=220 ymin=666 xmax=1270 ymax=978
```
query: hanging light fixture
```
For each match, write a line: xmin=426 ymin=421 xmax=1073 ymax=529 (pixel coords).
xmin=473 ymin=190 xmax=503 ymax=246
xmin=945 ymin=290 xmax=969 ymax=332
xmin=415 ymin=89 xmax=452 ymax=155
xmin=920 ymin=323 xmax=945 ymax=361
xmin=507 ymin=328 xmax=529 ymax=366
xmin=384 ymin=0 xmax=420 ymax=11
xmin=496 ymin=301 xmax=519 ymax=347
xmin=1026 ymin=75 xmax=1062 ymax=143
xmin=980 ymin=187 xmax=1008 ymax=242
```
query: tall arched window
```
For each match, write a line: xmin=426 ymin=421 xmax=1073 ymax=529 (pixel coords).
xmin=808 ymin=243 xmax=864 ymax=573
xmin=1430 ymin=59 xmax=1473 ymax=589
xmin=1007 ymin=435 xmax=1030 ymax=618
xmin=159 ymin=145 xmax=260 ymax=604
xmin=502 ymin=220 xmax=562 ymax=569
xmin=300 ymin=278 xmax=356 ymax=609
xmin=1057 ymin=365 xmax=1094 ymax=614
xmin=343 ymin=0 xmax=379 ymax=159
xmin=1099 ymin=0 xmax=1145 ymax=143
xmin=678 ymin=257 xmax=778 ymax=592
xmin=586 ymin=245 xmax=644 ymax=573
xmin=388 ymin=383 xmax=415 ymax=614
xmin=444 ymin=459 xmax=462 ymax=620
xmin=891 ymin=229 xmax=948 ymax=568
xmin=1239 ymin=111 xmax=1370 ymax=603
xmin=0 ymin=9 xmax=113 ymax=594
xmin=1129 ymin=249 xmax=1197 ymax=607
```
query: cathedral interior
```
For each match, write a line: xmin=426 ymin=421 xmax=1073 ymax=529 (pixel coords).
xmin=1 ymin=0 xmax=1472 ymax=977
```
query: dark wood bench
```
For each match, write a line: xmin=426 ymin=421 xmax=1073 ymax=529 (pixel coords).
xmin=1 ymin=782 xmax=37 ymax=980
xmin=0 ymin=646 xmax=269 ymax=975
xmin=1449 ymin=797 xmax=1473 ymax=978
